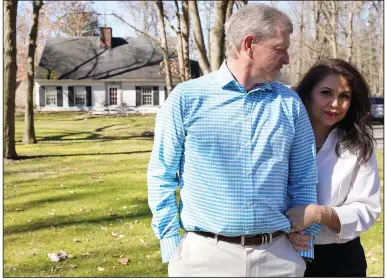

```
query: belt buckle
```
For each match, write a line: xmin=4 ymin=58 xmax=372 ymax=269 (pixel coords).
xmin=261 ymin=233 xmax=273 ymax=245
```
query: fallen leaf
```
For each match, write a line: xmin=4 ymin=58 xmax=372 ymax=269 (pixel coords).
xmin=27 ymin=219 xmax=32 ymax=223
xmin=139 ymin=239 xmax=146 ymax=244
xmin=122 ymin=206 xmax=127 ymax=209
xmin=101 ymin=227 xmax=108 ymax=231
xmin=103 ymin=258 xmax=107 ymax=263
xmin=80 ymin=208 xmax=85 ymax=212
xmin=69 ymin=190 xmax=75 ymax=194
xmin=118 ymin=258 xmax=130 ymax=265
xmin=134 ymin=220 xmax=139 ymax=224
xmin=73 ymin=238 xmax=81 ymax=243
xmin=97 ymin=266 xmax=105 ymax=271
xmin=369 ymin=257 xmax=378 ymax=263
xmin=48 ymin=212 xmax=55 ymax=216
xmin=146 ymin=255 xmax=151 ymax=259
xmin=15 ymin=208 xmax=24 ymax=211
xmin=48 ymin=251 xmax=69 ymax=262
xmin=70 ymin=264 xmax=78 ymax=269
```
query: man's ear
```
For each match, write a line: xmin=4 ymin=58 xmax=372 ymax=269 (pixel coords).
xmin=240 ymin=34 xmax=255 ymax=57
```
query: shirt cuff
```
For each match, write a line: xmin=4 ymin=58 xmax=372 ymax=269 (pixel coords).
xmin=160 ymin=234 xmax=182 ymax=263
xmin=332 ymin=206 xmax=359 ymax=240
xmin=298 ymin=239 xmax=314 ymax=259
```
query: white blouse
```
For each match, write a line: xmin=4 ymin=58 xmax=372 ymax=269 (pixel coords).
xmin=314 ymin=128 xmax=381 ymax=245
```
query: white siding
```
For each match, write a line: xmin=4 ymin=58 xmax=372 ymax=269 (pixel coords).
xmin=35 ymin=80 xmax=167 ymax=113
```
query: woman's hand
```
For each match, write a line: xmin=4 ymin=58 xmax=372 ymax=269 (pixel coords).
xmin=286 ymin=204 xmax=320 ymax=232
xmin=288 ymin=231 xmax=312 ymax=251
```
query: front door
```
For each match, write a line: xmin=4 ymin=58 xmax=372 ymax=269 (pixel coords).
xmin=107 ymin=86 xmax=118 ymax=105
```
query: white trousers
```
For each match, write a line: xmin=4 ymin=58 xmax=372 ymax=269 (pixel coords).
xmin=168 ymin=232 xmax=306 ymax=277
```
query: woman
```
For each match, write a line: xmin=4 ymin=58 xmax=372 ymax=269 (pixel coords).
xmin=285 ymin=58 xmax=381 ymax=277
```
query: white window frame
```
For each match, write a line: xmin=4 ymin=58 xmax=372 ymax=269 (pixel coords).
xmin=107 ymin=86 xmax=119 ymax=105
xmin=141 ymin=86 xmax=153 ymax=106
xmin=75 ymin=86 xmax=86 ymax=106
xmin=46 ymin=86 xmax=57 ymax=106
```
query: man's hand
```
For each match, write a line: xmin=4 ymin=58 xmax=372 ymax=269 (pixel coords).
xmin=286 ymin=204 xmax=320 ymax=232
xmin=288 ymin=230 xmax=312 ymax=251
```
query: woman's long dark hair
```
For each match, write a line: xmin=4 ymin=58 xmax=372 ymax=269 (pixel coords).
xmin=295 ymin=58 xmax=375 ymax=163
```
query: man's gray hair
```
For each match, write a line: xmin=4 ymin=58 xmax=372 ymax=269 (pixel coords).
xmin=224 ymin=4 xmax=293 ymax=58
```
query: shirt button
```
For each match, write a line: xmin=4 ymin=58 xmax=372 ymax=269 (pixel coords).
xmin=247 ymin=202 xmax=252 ymax=206
xmin=245 ymin=172 xmax=251 ymax=176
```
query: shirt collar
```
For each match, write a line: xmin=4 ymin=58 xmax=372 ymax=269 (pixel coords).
xmin=216 ymin=60 xmax=273 ymax=93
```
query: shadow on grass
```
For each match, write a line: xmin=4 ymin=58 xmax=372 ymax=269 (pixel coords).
xmin=4 ymin=199 xmax=152 ymax=235
xmin=5 ymin=193 xmax=92 ymax=213
xmin=17 ymin=150 xmax=152 ymax=160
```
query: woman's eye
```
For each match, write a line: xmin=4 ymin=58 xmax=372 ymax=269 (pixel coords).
xmin=341 ymin=94 xmax=351 ymax=100
xmin=321 ymin=91 xmax=331 ymax=95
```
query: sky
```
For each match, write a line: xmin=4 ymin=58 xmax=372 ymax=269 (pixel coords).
xmin=90 ymin=1 xmax=137 ymax=37
xmin=90 ymin=1 xmax=292 ymax=38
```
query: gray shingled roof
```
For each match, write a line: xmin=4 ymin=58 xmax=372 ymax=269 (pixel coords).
xmin=36 ymin=36 xmax=175 ymax=80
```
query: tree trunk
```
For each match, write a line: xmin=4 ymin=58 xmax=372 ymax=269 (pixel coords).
xmin=312 ymin=1 xmax=322 ymax=61
xmin=23 ymin=0 xmax=43 ymax=144
xmin=188 ymin=0 xmax=211 ymax=74
xmin=210 ymin=0 xmax=229 ymax=71
xmin=346 ymin=8 xmax=354 ymax=63
xmin=155 ymin=0 xmax=173 ymax=93
xmin=295 ymin=1 xmax=304 ymax=83
xmin=174 ymin=0 xmax=185 ymax=82
xmin=4 ymin=0 xmax=19 ymax=159
xmin=225 ymin=0 xmax=234 ymax=22
xmin=181 ymin=0 xmax=190 ymax=80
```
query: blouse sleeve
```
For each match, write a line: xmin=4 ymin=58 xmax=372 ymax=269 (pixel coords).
xmin=331 ymin=151 xmax=381 ymax=240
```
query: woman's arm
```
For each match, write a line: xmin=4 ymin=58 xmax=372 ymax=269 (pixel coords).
xmin=286 ymin=152 xmax=381 ymax=237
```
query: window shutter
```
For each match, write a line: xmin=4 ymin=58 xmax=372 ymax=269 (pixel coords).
xmin=39 ymin=86 xmax=45 ymax=107
xmin=135 ymin=86 xmax=141 ymax=106
xmin=86 ymin=86 xmax=92 ymax=106
xmin=56 ymin=86 xmax=63 ymax=107
xmin=153 ymin=86 xmax=159 ymax=106
xmin=68 ymin=86 xmax=74 ymax=106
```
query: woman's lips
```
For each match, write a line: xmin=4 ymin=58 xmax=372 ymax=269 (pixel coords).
xmin=324 ymin=111 xmax=339 ymax=118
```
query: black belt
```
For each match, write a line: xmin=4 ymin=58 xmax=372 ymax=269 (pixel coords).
xmin=191 ymin=231 xmax=284 ymax=246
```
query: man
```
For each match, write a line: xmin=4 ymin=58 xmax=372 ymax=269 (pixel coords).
xmin=148 ymin=3 xmax=320 ymax=277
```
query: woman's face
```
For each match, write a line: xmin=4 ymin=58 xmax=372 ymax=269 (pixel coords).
xmin=307 ymin=74 xmax=352 ymax=131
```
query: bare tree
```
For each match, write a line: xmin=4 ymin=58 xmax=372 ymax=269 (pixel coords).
xmin=189 ymin=0 xmax=211 ymax=74
xmin=155 ymin=0 xmax=173 ymax=94
xmin=181 ymin=0 xmax=190 ymax=80
xmin=226 ymin=0 xmax=234 ymax=21
xmin=173 ymin=0 xmax=185 ymax=82
xmin=23 ymin=0 xmax=43 ymax=144
xmin=210 ymin=0 xmax=229 ymax=71
xmin=295 ymin=1 xmax=304 ymax=83
xmin=4 ymin=0 xmax=19 ymax=159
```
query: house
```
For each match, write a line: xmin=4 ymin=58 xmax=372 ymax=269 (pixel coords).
xmin=35 ymin=27 xmax=200 ymax=113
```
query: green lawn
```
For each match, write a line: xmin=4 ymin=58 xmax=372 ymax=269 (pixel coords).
xmin=4 ymin=112 xmax=384 ymax=277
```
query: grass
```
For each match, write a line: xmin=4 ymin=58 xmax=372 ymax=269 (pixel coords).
xmin=4 ymin=112 xmax=384 ymax=277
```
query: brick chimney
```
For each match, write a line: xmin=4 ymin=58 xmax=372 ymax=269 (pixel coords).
xmin=100 ymin=27 xmax=112 ymax=48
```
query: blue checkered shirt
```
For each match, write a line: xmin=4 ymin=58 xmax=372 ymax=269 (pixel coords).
xmin=148 ymin=62 xmax=320 ymax=263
